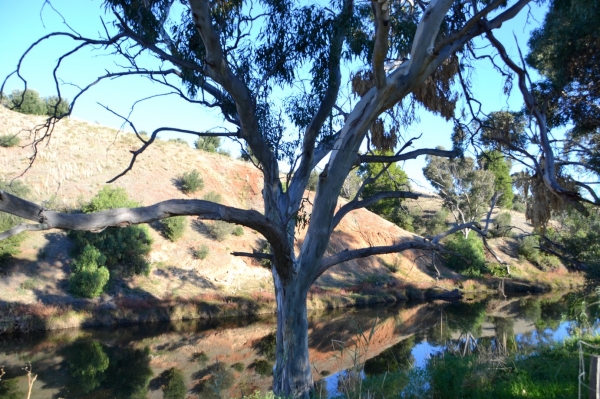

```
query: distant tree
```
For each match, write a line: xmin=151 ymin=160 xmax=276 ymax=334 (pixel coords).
xmin=478 ymin=150 xmax=514 ymax=208
xmin=423 ymin=152 xmax=495 ymax=236
xmin=7 ymin=89 xmax=46 ymax=115
xmin=359 ymin=152 xmax=413 ymax=230
xmin=6 ymin=89 xmax=70 ymax=116
xmin=194 ymin=136 xmax=221 ymax=152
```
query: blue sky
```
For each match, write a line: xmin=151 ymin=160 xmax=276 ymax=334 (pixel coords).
xmin=0 ymin=0 xmax=548 ymax=189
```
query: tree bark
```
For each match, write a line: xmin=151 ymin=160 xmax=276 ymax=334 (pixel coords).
xmin=272 ymin=272 xmax=313 ymax=399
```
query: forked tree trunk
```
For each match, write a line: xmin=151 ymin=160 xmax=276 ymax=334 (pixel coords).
xmin=272 ymin=272 xmax=313 ymax=399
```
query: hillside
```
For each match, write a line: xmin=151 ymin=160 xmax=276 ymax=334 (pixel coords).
xmin=0 ymin=106 xmax=583 ymax=329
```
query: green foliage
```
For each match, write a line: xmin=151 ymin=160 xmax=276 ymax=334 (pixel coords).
xmin=7 ymin=89 xmax=70 ymax=116
xmin=0 ymin=378 xmax=24 ymax=399
xmin=207 ymin=221 xmax=233 ymax=241
xmin=168 ymin=137 xmax=189 ymax=145
xmin=64 ymin=341 xmax=109 ymax=395
xmin=232 ymin=226 xmax=244 ymax=236
xmin=178 ymin=169 xmax=204 ymax=194
xmin=478 ymin=150 xmax=514 ymax=208
xmin=548 ymin=205 xmax=600 ymax=272
xmin=517 ymin=235 xmax=561 ymax=269
xmin=490 ymin=212 xmax=512 ymax=237
xmin=161 ymin=216 xmax=187 ymax=242
xmin=162 ymin=367 xmax=187 ymax=399
xmin=45 ymin=95 xmax=70 ymax=116
xmin=69 ymin=246 xmax=110 ymax=298
xmin=194 ymin=244 xmax=210 ymax=260
xmin=527 ymin=0 xmax=600 ymax=137
xmin=251 ymin=359 xmax=273 ymax=376
xmin=423 ymin=209 xmax=449 ymax=236
xmin=81 ymin=186 xmax=139 ymax=213
xmin=254 ymin=332 xmax=276 ymax=361
xmin=307 ymin=171 xmax=319 ymax=191
xmin=194 ymin=136 xmax=221 ymax=152
xmin=71 ymin=186 xmax=152 ymax=276
xmin=0 ymin=134 xmax=20 ymax=147
xmin=231 ymin=362 xmax=245 ymax=372
xmin=423 ymin=153 xmax=495 ymax=225
xmin=444 ymin=232 xmax=486 ymax=275
xmin=359 ymin=152 xmax=410 ymax=228
xmin=0 ymin=179 xmax=30 ymax=266
xmin=203 ymin=191 xmax=223 ymax=204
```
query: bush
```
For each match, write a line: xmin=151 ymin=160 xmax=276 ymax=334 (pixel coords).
xmin=161 ymin=216 xmax=187 ymax=242
xmin=490 ymin=212 xmax=512 ymax=237
xmin=232 ymin=226 xmax=244 ymax=236
xmin=168 ymin=138 xmax=188 ymax=145
xmin=0 ymin=180 xmax=30 ymax=266
xmin=194 ymin=244 xmax=210 ymax=260
xmin=231 ymin=362 xmax=245 ymax=372
xmin=207 ymin=221 xmax=233 ymax=241
xmin=250 ymin=359 xmax=273 ymax=377
xmin=71 ymin=186 xmax=152 ymax=276
xmin=203 ymin=191 xmax=223 ymax=204
xmin=444 ymin=232 xmax=487 ymax=275
xmin=0 ymin=135 xmax=20 ymax=147
xmin=518 ymin=235 xmax=541 ymax=264
xmin=7 ymin=89 xmax=70 ymax=116
xmin=162 ymin=368 xmax=187 ymax=399
xmin=178 ymin=170 xmax=204 ymax=194
xmin=69 ymin=245 xmax=110 ymax=298
xmin=194 ymin=136 xmax=221 ymax=152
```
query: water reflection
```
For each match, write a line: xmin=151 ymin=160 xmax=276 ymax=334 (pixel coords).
xmin=0 ymin=292 xmax=594 ymax=398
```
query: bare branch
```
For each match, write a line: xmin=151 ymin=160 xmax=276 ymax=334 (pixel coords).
xmin=358 ymin=148 xmax=460 ymax=165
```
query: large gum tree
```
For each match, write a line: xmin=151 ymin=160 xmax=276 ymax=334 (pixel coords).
xmin=1 ymin=0 xmax=597 ymax=396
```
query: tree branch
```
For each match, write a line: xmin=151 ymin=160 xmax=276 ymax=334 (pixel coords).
xmin=332 ymin=191 xmax=420 ymax=229
xmin=357 ymin=148 xmax=460 ymax=165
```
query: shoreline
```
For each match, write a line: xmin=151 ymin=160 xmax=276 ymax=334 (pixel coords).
xmin=0 ymin=276 xmax=584 ymax=335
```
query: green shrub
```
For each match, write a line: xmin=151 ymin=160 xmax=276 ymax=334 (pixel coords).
xmin=491 ymin=212 xmax=512 ymax=237
xmin=71 ymin=186 xmax=152 ymax=276
xmin=444 ymin=232 xmax=486 ymax=275
xmin=0 ymin=180 xmax=30 ymax=266
xmin=518 ymin=235 xmax=541 ymax=264
xmin=194 ymin=244 xmax=210 ymax=260
xmin=69 ymin=245 xmax=110 ymax=298
xmin=162 ymin=367 xmax=187 ymax=399
xmin=540 ymin=253 xmax=561 ymax=269
xmin=0 ymin=135 xmax=20 ymax=147
xmin=208 ymin=221 xmax=232 ymax=241
xmin=161 ymin=216 xmax=187 ymax=242
xmin=7 ymin=89 xmax=70 ymax=116
xmin=251 ymin=359 xmax=273 ymax=377
xmin=203 ymin=191 xmax=223 ymax=204
xmin=231 ymin=362 xmax=245 ymax=372
xmin=232 ymin=226 xmax=244 ymax=236
xmin=178 ymin=170 xmax=204 ymax=194
xmin=194 ymin=136 xmax=221 ymax=152
xmin=487 ymin=262 xmax=509 ymax=277
xmin=168 ymin=138 xmax=188 ymax=145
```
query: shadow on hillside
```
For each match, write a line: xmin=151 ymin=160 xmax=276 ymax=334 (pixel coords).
xmin=153 ymin=265 xmax=218 ymax=290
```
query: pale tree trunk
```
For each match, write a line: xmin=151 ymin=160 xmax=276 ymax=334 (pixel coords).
xmin=272 ymin=272 xmax=313 ymax=399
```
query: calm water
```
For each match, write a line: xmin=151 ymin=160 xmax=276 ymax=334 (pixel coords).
xmin=0 ymin=292 xmax=594 ymax=398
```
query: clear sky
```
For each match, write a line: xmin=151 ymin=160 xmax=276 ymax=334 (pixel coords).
xmin=0 ymin=0 xmax=548 ymax=189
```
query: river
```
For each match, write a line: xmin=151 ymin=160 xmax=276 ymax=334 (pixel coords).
xmin=0 ymin=291 xmax=592 ymax=398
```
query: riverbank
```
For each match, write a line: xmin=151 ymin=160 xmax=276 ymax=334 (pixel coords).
xmin=0 ymin=272 xmax=584 ymax=334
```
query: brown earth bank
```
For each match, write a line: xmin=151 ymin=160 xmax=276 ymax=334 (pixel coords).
xmin=0 ymin=107 xmax=586 ymax=333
